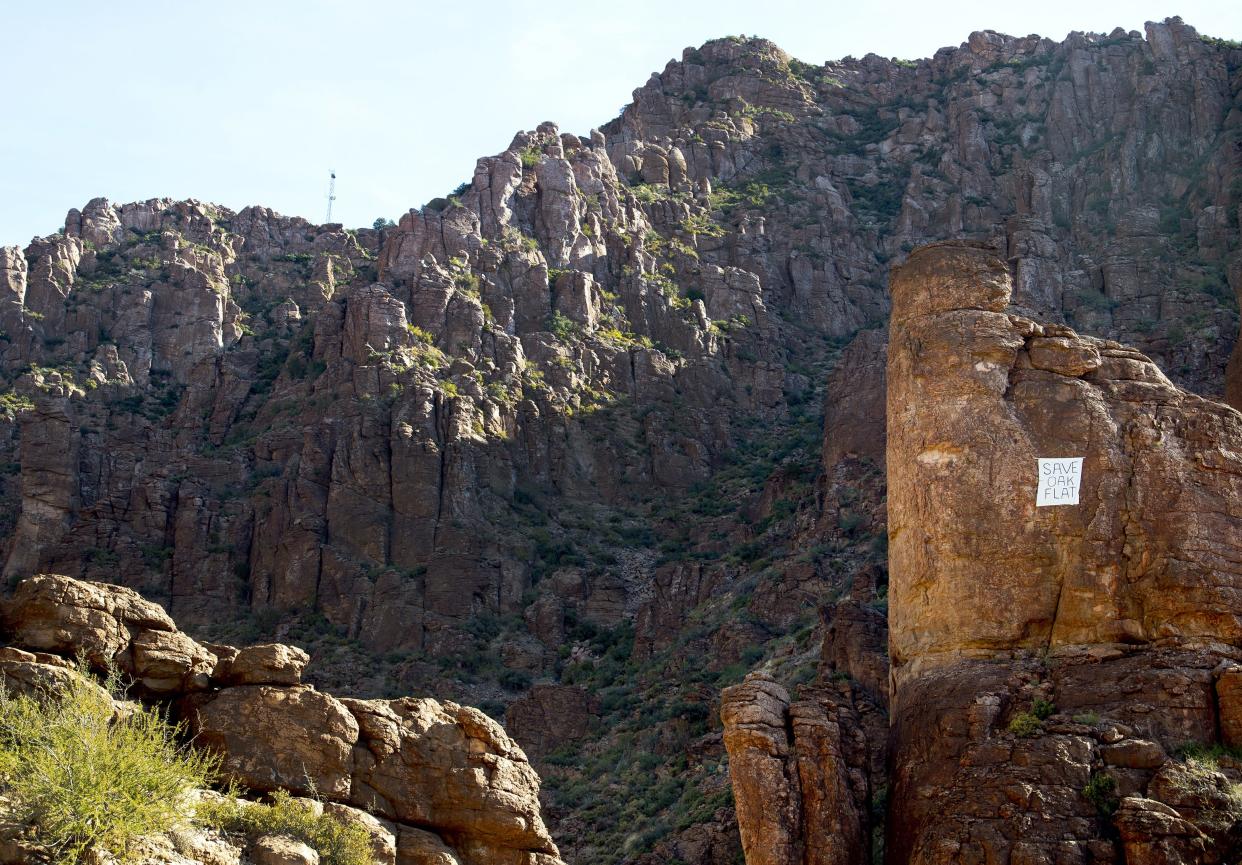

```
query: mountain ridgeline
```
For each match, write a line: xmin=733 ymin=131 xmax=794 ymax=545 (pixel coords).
xmin=0 ymin=17 xmax=1240 ymax=865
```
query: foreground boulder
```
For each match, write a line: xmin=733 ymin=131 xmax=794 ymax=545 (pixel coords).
xmin=886 ymin=242 xmax=1242 ymax=864
xmin=185 ymin=684 xmax=361 ymax=799
xmin=0 ymin=573 xmax=565 ymax=865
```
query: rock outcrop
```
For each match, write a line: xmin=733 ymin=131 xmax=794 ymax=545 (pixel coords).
xmin=821 ymin=329 xmax=887 ymax=471
xmin=886 ymin=242 xmax=1242 ymax=864
xmin=720 ymin=672 xmax=884 ymax=865
xmin=0 ymin=574 xmax=564 ymax=865
xmin=503 ymin=684 xmax=597 ymax=759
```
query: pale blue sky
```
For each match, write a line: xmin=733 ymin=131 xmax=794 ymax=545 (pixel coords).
xmin=2 ymin=1 xmax=1239 ymax=246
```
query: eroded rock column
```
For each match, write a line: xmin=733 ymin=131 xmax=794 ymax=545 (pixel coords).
xmin=721 ymin=672 xmax=873 ymax=865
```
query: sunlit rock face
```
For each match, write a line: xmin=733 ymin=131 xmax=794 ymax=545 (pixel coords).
xmin=886 ymin=241 xmax=1242 ymax=865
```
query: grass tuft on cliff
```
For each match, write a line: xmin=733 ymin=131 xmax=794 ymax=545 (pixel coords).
xmin=198 ymin=790 xmax=374 ymax=865
xmin=0 ymin=668 xmax=375 ymax=865
xmin=0 ymin=669 xmax=218 ymax=864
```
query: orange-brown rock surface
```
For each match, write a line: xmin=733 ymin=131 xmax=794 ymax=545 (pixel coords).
xmin=720 ymin=672 xmax=883 ymax=865
xmin=888 ymin=242 xmax=1242 ymax=681
xmin=0 ymin=18 xmax=1240 ymax=863
xmin=886 ymin=242 xmax=1242 ymax=864
xmin=0 ymin=574 xmax=564 ymax=865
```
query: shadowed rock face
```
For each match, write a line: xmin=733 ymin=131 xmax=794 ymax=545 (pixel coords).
xmin=886 ymin=242 xmax=1242 ymax=865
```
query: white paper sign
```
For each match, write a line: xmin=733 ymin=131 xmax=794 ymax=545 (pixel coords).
xmin=1036 ymin=458 xmax=1083 ymax=507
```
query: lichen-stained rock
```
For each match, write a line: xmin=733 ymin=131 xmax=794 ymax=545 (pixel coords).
xmin=184 ymin=685 xmax=360 ymax=799
xmin=344 ymin=697 xmax=561 ymax=863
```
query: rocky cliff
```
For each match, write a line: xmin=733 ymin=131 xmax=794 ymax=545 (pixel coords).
xmin=0 ymin=16 xmax=1240 ymax=864
xmin=885 ymin=242 xmax=1242 ymax=864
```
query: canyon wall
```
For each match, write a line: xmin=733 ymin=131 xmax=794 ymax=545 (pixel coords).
xmin=0 ymin=17 xmax=1239 ymax=864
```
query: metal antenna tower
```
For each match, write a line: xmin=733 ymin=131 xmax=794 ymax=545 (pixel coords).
xmin=325 ymin=170 xmax=337 ymax=222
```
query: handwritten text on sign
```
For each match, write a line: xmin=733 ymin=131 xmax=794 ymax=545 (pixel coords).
xmin=1036 ymin=458 xmax=1083 ymax=507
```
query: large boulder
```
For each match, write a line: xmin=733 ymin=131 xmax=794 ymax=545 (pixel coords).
xmin=184 ymin=685 xmax=359 ymax=799
xmin=2 ymin=574 xmax=175 ymax=664
xmin=345 ymin=697 xmax=560 ymax=861
xmin=216 ymin=643 xmax=310 ymax=686
xmin=1 ymin=574 xmax=216 ymax=692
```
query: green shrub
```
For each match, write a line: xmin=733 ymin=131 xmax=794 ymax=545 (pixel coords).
xmin=679 ymin=214 xmax=725 ymax=239
xmin=549 ymin=311 xmax=577 ymax=341
xmin=1007 ymin=712 xmax=1042 ymax=737
xmin=405 ymin=324 xmax=436 ymax=343
xmin=1031 ymin=698 xmax=1056 ymax=720
xmin=0 ymin=391 xmax=35 ymax=420
xmin=1173 ymin=742 xmax=1242 ymax=764
xmin=452 ymin=270 xmax=480 ymax=295
xmin=199 ymin=789 xmax=374 ymax=865
xmin=0 ymin=669 xmax=219 ymax=864
xmin=1082 ymin=771 xmax=1119 ymax=816
xmin=498 ymin=668 xmax=533 ymax=692
xmin=631 ymin=184 xmax=668 ymax=204
xmin=519 ymin=145 xmax=542 ymax=169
